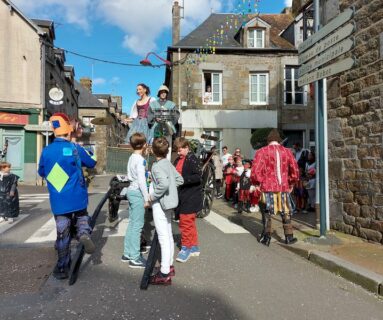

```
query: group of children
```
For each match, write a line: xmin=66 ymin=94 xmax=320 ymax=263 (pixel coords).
xmin=121 ymin=133 xmax=201 ymax=286
xmin=223 ymin=155 xmax=261 ymax=214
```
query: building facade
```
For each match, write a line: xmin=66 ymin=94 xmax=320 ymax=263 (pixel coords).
xmin=294 ymin=0 xmax=383 ymax=243
xmin=166 ymin=1 xmax=315 ymax=158
xmin=0 ymin=0 xmax=79 ymax=183
xmin=76 ymin=78 xmax=127 ymax=174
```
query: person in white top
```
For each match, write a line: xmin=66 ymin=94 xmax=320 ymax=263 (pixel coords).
xmin=122 ymin=132 xmax=150 ymax=269
xmin=221 ymin=146 xmax=232 ymax=167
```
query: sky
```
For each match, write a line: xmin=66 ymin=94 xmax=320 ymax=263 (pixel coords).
xmin=12 ymin=0 xmax=293 ymax=113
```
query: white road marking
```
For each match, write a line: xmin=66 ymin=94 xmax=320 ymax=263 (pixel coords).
xmin=0 ymin=214 xmax=29 ymax=235
xmin=20 ymin=199 xmax=45 ymax=203
xmin=203 ymin=211 xmax=249 ymax=234
xmin=102 ymin=209 xmax=129 ymax=238
xmin=25 ymin=217 xmax=57 ymax=243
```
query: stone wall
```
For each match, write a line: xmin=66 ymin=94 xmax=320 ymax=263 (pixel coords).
xmin=326 ymin=0 xmax=383 ymax=243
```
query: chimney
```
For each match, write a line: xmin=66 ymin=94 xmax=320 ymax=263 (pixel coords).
xmin=172 ymin=1 xmax=181 ymax=45
xmin=80 ymin=77 xmax=92 ymax=92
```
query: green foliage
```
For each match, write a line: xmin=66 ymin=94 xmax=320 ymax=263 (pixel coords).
xmin=250 ymin=128 xmax=285 ymax=149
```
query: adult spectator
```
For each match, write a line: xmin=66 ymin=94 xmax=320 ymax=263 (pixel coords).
xmin=293 ymin=142 xmax=309 ymax=170
xmin=251 ymin=129 xmax=300 ymax=246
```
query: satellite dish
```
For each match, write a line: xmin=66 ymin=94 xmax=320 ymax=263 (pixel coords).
xmin=91 ymin=117 xmax=113 ymax=125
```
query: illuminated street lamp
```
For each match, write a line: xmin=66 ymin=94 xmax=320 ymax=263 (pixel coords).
xmin=140 ymin=52 xmax=172 ymax=67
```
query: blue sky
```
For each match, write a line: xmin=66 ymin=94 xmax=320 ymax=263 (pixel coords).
xmin=12 ymin=0 xmax=292 ymax=113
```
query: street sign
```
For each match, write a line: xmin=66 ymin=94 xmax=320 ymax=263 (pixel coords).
xmin=299 ymin=38 xmax=354 ymax=76
xmin=24 ymin=124 xmax=53 ymax=132
xmin=298 ymin=22 xmax=355 ymax=65
xmin=298 ymin=57 xmax=355 ymax=86
xmin=298 ymin=7 xmax=354 ymax=53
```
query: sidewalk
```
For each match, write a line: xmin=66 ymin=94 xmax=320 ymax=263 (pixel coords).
xmin=212 ymin=198 xmax=383 ymax=297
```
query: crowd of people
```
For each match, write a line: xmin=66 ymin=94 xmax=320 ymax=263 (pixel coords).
xmin=0 ymin=82 xmax=318 ymax=288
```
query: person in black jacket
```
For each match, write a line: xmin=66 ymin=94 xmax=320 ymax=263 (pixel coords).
xmin=173 ymin=137 xmax=202 ymax=263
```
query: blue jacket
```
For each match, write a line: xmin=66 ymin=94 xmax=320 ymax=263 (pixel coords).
xmin=38 ymin=138 xmax=97 ymax=215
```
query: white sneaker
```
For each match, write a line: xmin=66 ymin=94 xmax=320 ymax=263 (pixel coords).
xmin=0 ymin=217 xmax=5 ymax=223
xmin=7 ymin=218 xmax=14 ymax=223
xmin=250 ymin=205 xmax=259 ymax=213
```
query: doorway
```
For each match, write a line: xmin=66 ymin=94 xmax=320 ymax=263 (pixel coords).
xmin=0 ymin=128 xmax=25 ymax=180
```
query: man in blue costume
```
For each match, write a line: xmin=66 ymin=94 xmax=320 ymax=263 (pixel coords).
xmin=148 ymin=85 xmax=180 ymax=159
xmin=38 ymin=113 xmax=97 ymax=280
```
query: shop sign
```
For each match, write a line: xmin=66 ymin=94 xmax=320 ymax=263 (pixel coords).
xmin=0 ymin=112 xmax=29 ymax=125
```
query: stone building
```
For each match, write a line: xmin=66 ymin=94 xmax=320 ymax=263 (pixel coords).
xmin=165 ymin=1 xmax=315 ymax=158
xmin=75 ymin=78 xmax=127 ymax=173
xmin=0 ymin=0 xmax=78 ymax=183
xmin=294 ymin=0 xmax=383 ymax=243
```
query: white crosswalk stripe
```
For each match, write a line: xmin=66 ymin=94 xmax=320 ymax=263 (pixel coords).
xmin=101 ymin=209 xmax=129 ymax=238
xmin=204 ymin=211 xmax=250 ymax=234
xmin=0 ymin=214 xmax=29 ymax=235
xmin=25 ymin=217 xmax=56 ymax=243
xmin=19 ymin=193 xmax=49 ymax=204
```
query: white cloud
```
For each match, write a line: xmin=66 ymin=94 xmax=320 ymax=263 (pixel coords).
xmin=11 ymin=0 xmax=93 ymax=31
xmin=92 ymin=77 xmax=106 ymax=85
xmin=110 ymin=77 xmax=121 ymax=85
xmin=284 ymin=0 xmax=293 ymax=7
xmin=12 ymin=0 xmax=229 ymax=55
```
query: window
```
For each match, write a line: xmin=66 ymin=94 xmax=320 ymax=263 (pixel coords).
xmin=249 ymin=73 xmax=269 ymax=105
xmin=284 ymin=66 xmax=306 ymax=106
xmin=82 ymin=116 xmax=96 ymax=133
xmin=203 ymin=130 xmax=221 ymax=152
xmin=203 ymin=72 xmax=222 ymax=105
xmin=248 ymin=29 xmax=265 ymax=48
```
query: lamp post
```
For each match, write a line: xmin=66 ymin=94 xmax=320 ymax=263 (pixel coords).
xmin=139 ymin=52 xmax=172 ymax=67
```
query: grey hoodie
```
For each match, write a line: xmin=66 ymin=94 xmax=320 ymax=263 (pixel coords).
xmin=150 ymin=158 xmax=184 ymax=210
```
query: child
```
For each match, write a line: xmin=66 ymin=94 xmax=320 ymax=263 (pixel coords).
xmin=173 ymin=137 xmax=202 ymax=263
xmin=121 ymin=132 xmax=151 ymax=268
xmin=149 ymin=137 xmax=184 ymax=285
xmin=38 ymin=113 xmax=97 ymax=280
xmin=304 ymin=168 xmax=316 ymax=213
xmin=294 ymin=167 xmax=307 ymax=213
xmin=223 ymin=156 xmax=235 ymax=201
xmin=237 ymin=160 xmax=251 ymax=214
xmin=232 ymin=156 xmax=243 ymax=207
xmin=0 ymin=162 xmax=19 ymax=223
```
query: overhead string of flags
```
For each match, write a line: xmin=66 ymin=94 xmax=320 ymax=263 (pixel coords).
xmin=185 ymin=0 xmax=261 ymax=77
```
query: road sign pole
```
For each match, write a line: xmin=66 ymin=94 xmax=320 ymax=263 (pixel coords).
xmin=314 ymin=0 xmax=328 ymax=237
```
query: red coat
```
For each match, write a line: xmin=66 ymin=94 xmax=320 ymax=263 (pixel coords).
xmin=251 ymin=144 xmax=299 ymax=192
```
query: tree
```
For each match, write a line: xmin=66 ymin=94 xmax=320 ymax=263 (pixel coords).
xmin=250 ymin=128 xmax=285 ymax=149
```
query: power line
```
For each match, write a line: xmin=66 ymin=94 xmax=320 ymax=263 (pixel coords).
xmin=53 ymin=45 xmax=166 ymax=68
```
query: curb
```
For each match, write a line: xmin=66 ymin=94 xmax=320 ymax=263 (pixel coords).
xmin=281 ymin=244 xmax=383 ymax=296
xmin=201 ymin=202 xmax=383 ymax=297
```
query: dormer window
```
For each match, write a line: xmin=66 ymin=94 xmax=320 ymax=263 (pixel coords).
xmin=248 ymin=29 xmax=265 ymax=48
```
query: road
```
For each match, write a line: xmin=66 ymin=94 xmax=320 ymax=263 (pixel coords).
xmin=0 ymin=188 xmax=382 ymax=320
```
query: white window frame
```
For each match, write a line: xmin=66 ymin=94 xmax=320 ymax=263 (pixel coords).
xmin=284 ymin=66 xmax=307 ymax=106
xmin=82 ymin=116 xmax=96 ymax=133
xmin=202 ymin=72 xmax=222 ymax=105
xmin=248 ymin=29 xmax=265 ymax=48
xmin=203 ymin=129 xmax=222 ymax=151
xmin=249 ymin=73 xmax=269 ymax=105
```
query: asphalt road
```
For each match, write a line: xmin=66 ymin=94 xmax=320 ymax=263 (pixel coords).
xmin=0 ymin=191 xmax=382 ymax=320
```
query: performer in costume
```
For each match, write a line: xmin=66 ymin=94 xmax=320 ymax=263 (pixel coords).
xmin=38 ymin=113 xmax=97 ymax=279
xmin=251 ymin=129 xmax=299 ymax=246
xmin=0 ymin=161 xmax=19 ymax=223
xmin=125 ymin=83 xmax=156 ymax=144
xmin=148 ymin=85 xmax=179 ymax=158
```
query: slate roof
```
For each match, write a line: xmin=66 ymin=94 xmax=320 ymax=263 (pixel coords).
xmin=174 ymin=13 xmax=294 ymax=50
xmin=74 ymin=81 xmax=107 ymax=109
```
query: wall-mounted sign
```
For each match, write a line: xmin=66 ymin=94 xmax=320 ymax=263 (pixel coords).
xmin=299 ymin=38 xmax=354 ymax=76
xmin=0 ymin=112 xmax=29 ymax=125
xmin=298 ymin=22 xmax=355 ymax=65
xmin=49 ymin=87 xmax=64 ymax=105
xmin=298 ymin=57 xmax=355 ymax=86
xmin=298 ymin=7 xmax=354 ymax=53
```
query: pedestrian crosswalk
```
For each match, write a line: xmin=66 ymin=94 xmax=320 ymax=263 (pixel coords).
xmin=19 ymin=193 xmax=49 ymax=204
